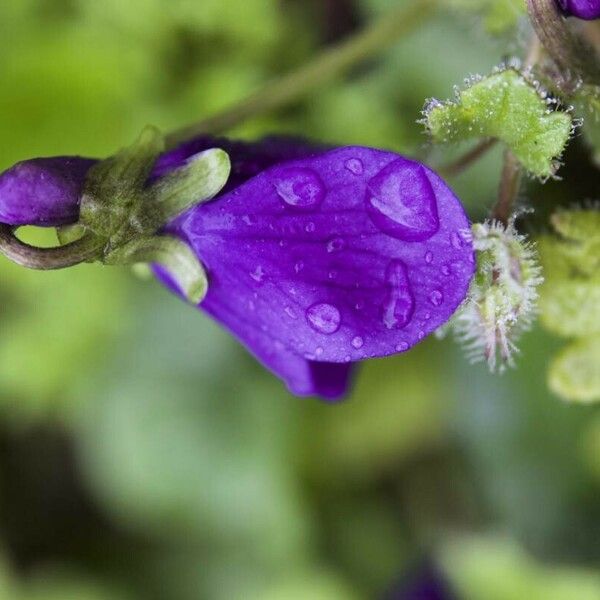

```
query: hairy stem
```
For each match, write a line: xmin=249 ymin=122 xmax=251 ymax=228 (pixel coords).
xmin=439 ymin=139 xmax=498 ymax=177
xmin=0 ymin=225 xmax=103 ymax=270
xmin=492 ymin=150 xmax=522 ymax=225
xmin=166 ymin=0 xmax=438 ymax=146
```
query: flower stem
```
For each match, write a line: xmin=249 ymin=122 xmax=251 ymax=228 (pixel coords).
xmin=492 ymin=150 xmax=522 ymax=225
xmin=526 ymin=0 xmax=600 ymax=89
xmin=0 ymin=225 xmax=103 ymax=270
xmin=439 ymin=139 xmax=498 ymax=178
xmin=166 ymin=0 xmax=439 ymax=146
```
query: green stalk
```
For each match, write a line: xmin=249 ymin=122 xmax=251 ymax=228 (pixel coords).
xmin=166 ymin=0 xmax=439 ymax=146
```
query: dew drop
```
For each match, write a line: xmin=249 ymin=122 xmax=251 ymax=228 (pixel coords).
xmin=328 ymin=270 xmax=338 ymax=280
xmin=382 ymin=260 xmax=415 ymax=330
xmin=273 ymin=167 xmax=325 ymax=209
xmin=344 ymin=355 xmax=351 ymax=362
xmin=315 ymin=346 xmax=324 ymax=356
xmin=428 ymin=289 xmax=444 ymax=306
xmin=396 ymin=342 xmax=409 ymax=352
xmin=351 ymin=336 xmax=364 ymax=349
xmin=450 ymin=231 xmax=464 ymax=249
xmin=344 ymin=158 xmax=364 ymax=175
xmin=326 ymin=237 xmax=346 ymax=253
xmin=305 ymin=222 xmax=315 ymax=233
xmin=284 ymin=306 xmax=297 ymax=319
xmin=306 ymin=302 xmax=341 ymax=334
xmin=294 ymin=261 xmax=304 ymax=273
xmin=366 ymin=159 xmax=439 ymax=242
xmin=425 ymin=251 xmax=433 ymax=264
xmin=250 ymin=265 xmax=265 ymax=283
xmin=441 ymin=264 xmax=451 ymax=276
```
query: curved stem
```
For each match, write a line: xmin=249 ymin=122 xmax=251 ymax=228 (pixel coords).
xmin=0 ymin=225 xmax=103 ymax=270
xmin=527 ymin=0 xmax=600 ymax=89
xmin=439 ymin=139 xmax=498 ymax=178
xmin=166 ymin=0 xmax=438 ymax=146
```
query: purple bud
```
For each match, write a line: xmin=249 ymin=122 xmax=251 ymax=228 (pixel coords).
xmin=0 ymin=157 xmax=96 ymax=226
xmin=557 ymin=0 xmax=600 ymax=19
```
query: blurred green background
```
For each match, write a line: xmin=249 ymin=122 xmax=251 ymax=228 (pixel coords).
xmin=0 ymin=1 xmax=599 ymax=599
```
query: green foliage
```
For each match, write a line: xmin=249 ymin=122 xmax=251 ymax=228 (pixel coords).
xmin=538 ymin=208 xmax=600 ymax=402
xmin=441 ymin=536 xmax=600 ymax=600
xmin=447 ymin=0 xmax=525 ymax=34
xmin=424 ymin=68 xmax=573 ymax=177
xmin=548 ymin=337 xmax=600 ymax=404
xmin=573 ymin=85 xmax=600 ymax=165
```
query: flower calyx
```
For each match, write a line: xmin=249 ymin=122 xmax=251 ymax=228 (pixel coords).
xmin=66 ymin=126 xmax=231 ymax=303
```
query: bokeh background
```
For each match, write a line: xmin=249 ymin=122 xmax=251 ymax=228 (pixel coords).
xmin=0 ymin=1 xmax=599 ymax=599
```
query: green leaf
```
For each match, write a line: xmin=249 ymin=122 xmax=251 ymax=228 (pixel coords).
xmin=539 ymin=279 xmax=600 ymax=337
xmin=424 ymin=68 xmax=573 ymax=177
xmin=551 ymin=209 xmax=600 ymax=245
xmin=548 ymin=337 xmax=600 ymax=404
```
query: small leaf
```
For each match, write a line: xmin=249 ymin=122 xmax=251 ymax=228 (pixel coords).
xmin=424 ymin=69 xmax=573 ymax=177
xmin=551 ymin=208 xmax=600 ymax=244
xmin=548 ymin=336 xmax=600 ymax=403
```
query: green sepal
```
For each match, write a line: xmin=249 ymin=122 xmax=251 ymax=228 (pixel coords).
xmin=80 ymin=125 xmax=165 ymax=244
xmin=146 ymin=148 xmax=231 ymax=229
xmin=104 ymin=235 xmax=208 ymax=304
xmin=423 ymin=68 xmax=573 ymax=177
xmin=548 ymin=336 xmax=600 ymax=404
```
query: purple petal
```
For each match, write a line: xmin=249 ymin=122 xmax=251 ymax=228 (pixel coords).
xmin=558 ymin=0 xmax=600 ymax=19
xmin=159 ymin=146 xmax=475 ymax=398
xmin=0 ymin=157 xmax=96 ymax=226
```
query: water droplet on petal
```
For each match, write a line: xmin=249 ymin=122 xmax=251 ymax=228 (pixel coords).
xmin=250 ymin=265 xmax=265 ymax=283
xmin=273 ymin=167 xmax=325 ymax=209
xmin=450 ymin=231 xmax=464 ymax=249
xmin=326 ymin=237 xmax=346 ymax=253
xmin=305 ymin=222 xmax=315 ymax=233
xmin=351 ymin=336 xmax=364 ymax=349
xmin=441 ymin=264 xmax=451 ymax=276
xmin=328 ymin=270 xmax=338 ymax=280
xmin=306 ymin=303 xmax=341 ymax=334
xmin=396 ymin=342 xmax=409 ymax=352
xmin=294 ymin=261 xmax=304 ymax=273
xmin=425 ymin=251 xmax=433 ymax=264
xmin=428 ymin=289 xmax=444 ymax=306
xmin=284 ymin=306 xmax=297 ymax=319
xmin=315 ymin=346 xmax=324 ymax=356
xmin=366 ymin=159 xmax=439 ymax=242
xmin=344 ymin=158 xmax=364 ymax=175
xmin=383 ymin=260 xmax=415 ymax=330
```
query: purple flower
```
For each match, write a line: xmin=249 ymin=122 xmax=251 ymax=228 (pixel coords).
xmin=0 ymin=137 xmax=475 ymax=400
xmin=557 ymin=0 xmax=600 ymax=19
